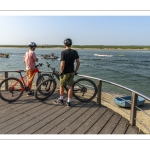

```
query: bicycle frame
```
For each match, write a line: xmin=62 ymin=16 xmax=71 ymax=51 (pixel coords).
xmin=34 ymin=62 xmax=97 ymax=102
xmin=10 ymin=66 xmax=40 ymax=92
xmin=46 ymin=62 xmax=76 ymax=92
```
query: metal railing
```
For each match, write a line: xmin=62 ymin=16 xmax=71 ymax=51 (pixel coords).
xmin=77 ymin=74 xmax=150 ymax=134
xmin=0 ymin=71 xmax=150 ymax=133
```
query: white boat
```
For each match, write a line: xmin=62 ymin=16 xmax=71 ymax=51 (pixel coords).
xmin=94 ymin=54 xmax=112 ymax=57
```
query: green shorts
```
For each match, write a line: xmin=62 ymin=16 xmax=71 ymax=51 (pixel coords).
xmin=60 ymin=72 xmax=75 ymax=86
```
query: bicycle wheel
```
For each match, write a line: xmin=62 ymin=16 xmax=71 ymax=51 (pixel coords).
xmin=35 ymin=79 xmax=57 ymax=101
xmin=72 ymin=78 xmax=97 ymax=102
xmin=36 ymin=74 xmax=50 ymax=86
xmin=0 ymin=77 xmax=24 ymax=102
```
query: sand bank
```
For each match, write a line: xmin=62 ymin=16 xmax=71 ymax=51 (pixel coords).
xmin=92 ymin=92 xmax=150 ymax=134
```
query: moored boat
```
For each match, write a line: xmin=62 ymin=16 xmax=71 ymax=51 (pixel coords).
xmin=41 ymin=53 xmax=59 ymax=59
xmin=114 ymin=96 xmax=145 ymax=107
xmin=94 ymin=54 xmax=112 ymax=57
xmin=0 ymin=53 xmax=9 ymax=58
xmin=119 ymin=54 xmax=125 ymax=56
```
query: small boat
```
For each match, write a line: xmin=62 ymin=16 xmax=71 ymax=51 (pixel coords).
xmin=41 ymin=53 xmax=59 ymax=59
xmin=114 ymin=96 xmax=145 ymax=107
xmin=0 ymin=53 xmax=9 ymax=58
xmin=119 ymin=54 xmax=125 ymax=56
xmin=94 ymin=54 xmax=112 ymax=57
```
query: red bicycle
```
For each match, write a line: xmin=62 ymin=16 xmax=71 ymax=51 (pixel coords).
xmin=0 ymin=63 xmax=50 ymax=102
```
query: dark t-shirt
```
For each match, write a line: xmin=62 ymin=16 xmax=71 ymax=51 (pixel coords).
xmin=61 ymin=49 xmax=79 ymax=73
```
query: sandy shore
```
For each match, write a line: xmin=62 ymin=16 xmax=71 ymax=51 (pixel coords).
xmin=0 ymin=46 xmax=150 ymax=51
xmin=37 ymin=48 xmax=150 ymax=51
xmin=92 ymin=92 xmax=150 ymax=134
xmin=0 ymin=73 xmax=4 ymax=80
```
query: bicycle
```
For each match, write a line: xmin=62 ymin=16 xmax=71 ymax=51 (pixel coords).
xmin=35 ymin=62 xmax=98 ymax=102
xmin=0 ymin=63 xmax=50 ymax=102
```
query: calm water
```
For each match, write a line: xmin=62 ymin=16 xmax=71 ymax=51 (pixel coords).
xmin=0 ymin=48 xmax=150 ymax=97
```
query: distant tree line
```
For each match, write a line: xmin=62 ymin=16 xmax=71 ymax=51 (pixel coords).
xmin=0 ymin=45 xmax=150 ymax=49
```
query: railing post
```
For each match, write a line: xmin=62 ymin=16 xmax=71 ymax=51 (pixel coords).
xmin=5 ymin=72 xmax=8 ymax=90
xmin=38 ymin=72 xmax=41 ymax=78
xmin=97 ymin=80 xmax=102 ymax=105
xmin=130 ymin=92 xmax=138 ymax=126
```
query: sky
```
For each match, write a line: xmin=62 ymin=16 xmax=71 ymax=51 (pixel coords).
xmin=0 ymin=16 xmax=150 ymax=46
xmin=0 ymin=1 xmax=149 ymax=149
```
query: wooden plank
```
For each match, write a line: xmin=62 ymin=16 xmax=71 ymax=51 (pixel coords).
xmin=0 ymin=90 xmax=141 ymax=134
xmin=59 ymin=103 xmax=102 ymax=134
xmin=31 ymin=101 xmax=83 ymax=134
xmin=125 ymin=125 xmax=139 ymax=134
xmin=0 ymin=93 xmax=60 ymax=133
xmin=34 ymin=99 xmax=85 ymax=134
xmin=85 ymin=109 xmax=114 ymax=134
xmin=0 ymin=100 xmax=10 ymax=107
xmin=47 ymin=101 xmax=96 ymax=134
xmin=3 ymin=92 xmax=59 ymax=118
xmin=0 ymin=102 xmax=44 ymax=125
xmin=8 ymin=104 xmax=63 ymax=134
xmin=0 ymin=103 xmax=28 ymax=118
xmin=99 ymin=112 xmax=122 ymax=134
xmin=5 ymin=92 xmax=63 ymax=134
xmin=112 ymin=118 xmax=129 ymax=134
xmin=64 ymin=106 xmax=107 ymax=134
xmin=0 ymin=103 xmax=54 ymax=133
xmin=0 ymin=103 xmax=39 ymax=126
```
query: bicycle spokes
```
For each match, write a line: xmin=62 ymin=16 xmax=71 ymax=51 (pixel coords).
xmin=38 ymin=80 xmax=55 ymax=95
xmin=73 ymin=78 xmax=97 ymax=102
xmin=0 ymin=77 xmax=24 ymax=102
xmin=35 ymin=79 xmax=57 ymax=101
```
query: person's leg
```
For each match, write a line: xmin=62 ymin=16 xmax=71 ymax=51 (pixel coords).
xmin=66 ymin=72 xmax=75 ymax=106
xmin=59 ymin=86 xmax=64 ymax=100
xmin=67 ymin=86 xmax=72 ymax=99
xmin=27 ymin=70 xmax=35 ymax=96
xmin=54 ymin=74 xmax=68 ymax=104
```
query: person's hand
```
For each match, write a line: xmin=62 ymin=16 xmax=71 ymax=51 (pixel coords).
xmin=56 ymin=72 xmax=63 ymax=76
xmin=59 ymin=72 xmax=63 ymax=75
xmin=75 ymin=72 xmax=78 ymax=75
xmin=35 ymin=58 xmax=39 ymax=62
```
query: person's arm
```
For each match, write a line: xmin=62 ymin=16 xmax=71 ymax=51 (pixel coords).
xmin=32 ymin=52 xmax=38 ymax=62
xmin=60 ymin=51 xmax=65 ymax=74
xmin=60 ymin=61 xmax=65 ymax=74
xmin=74 ymin=58 xmax=80 ymax=73
xmin=35 ymin=57 xmax=38 ymax=62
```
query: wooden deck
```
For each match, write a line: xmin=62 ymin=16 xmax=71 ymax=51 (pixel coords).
xmin=0 ymin=91 xmax=141 ymax=134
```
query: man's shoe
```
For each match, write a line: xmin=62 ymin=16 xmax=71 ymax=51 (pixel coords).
xmin=54 ymin=98 xmax=64 ymax=104
xmin=27 ymin=91 xmax=34 ymax=96
xmin=66 ymin=102 xmax=71 ymax=107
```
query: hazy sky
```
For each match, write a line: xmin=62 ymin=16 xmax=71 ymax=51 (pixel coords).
xmin=0 ymin=16 xmax=150 ymax=45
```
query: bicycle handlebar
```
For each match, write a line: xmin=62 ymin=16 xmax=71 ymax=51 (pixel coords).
xmin=36 ymin=63 xmax=43 ymax=68
xmin=46 ymin=62 xmax=78 ymax=76
xmin=46 ymin=62 xmax=59 ymax=75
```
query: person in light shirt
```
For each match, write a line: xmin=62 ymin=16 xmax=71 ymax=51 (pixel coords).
xmin=24 ymin=42 xmax=38 ymax=96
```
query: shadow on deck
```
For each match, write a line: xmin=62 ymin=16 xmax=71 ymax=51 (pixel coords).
xmin=0 ymin=91 xmax=142 ymax=134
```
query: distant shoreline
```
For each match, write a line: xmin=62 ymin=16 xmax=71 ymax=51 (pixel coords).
xmin=0 ymin=45 xmax=150 ymax=50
